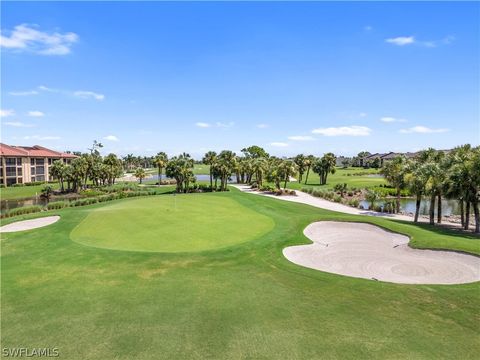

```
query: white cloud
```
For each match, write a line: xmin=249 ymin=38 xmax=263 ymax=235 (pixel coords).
xmin=256 ymin=123 xmax=269 ymax=129
xmin=0 ymin=109 xmax=15 ymax=117
xmin=399 ymin=126 xmax=449 ymax=134
xmin=380 ymin=116 xmax=407 ymax=123
xmin=3 ymin=121 xmax=35 ymax=128
xmin=385 ymin=36 xmax=415 ymax=46
xmin=0 ymin=24 xmax=78 ymax=55
xmin=9 ymin=90 xmax=38 ymax=96
xmin=103 ymin=135 xmax=119 ymax=142
xmin=312 ymin=125 xmax=372 ymax=137
xmin=23 ymin=135 xmax=60 ymax=140
xmin=74 ymin=91 xmax=105 ymax=101
xmin=288 ymin=135 xmax=314 ymax=141
xmin=215 ymin=121 xmax=234 ymax=128
xmin=270 ymin=142 xmax=289 ymax=147
xmin=38 ymin=85 xmax=59 ymax=92
xmin=28 ymin=111 xmax=45 ymax=117
xmin=196 ymin=122 xmax=211 ymax=128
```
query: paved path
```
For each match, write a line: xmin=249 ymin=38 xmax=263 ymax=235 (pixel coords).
xmin=232 ymin=184 xmax=415 ymax=222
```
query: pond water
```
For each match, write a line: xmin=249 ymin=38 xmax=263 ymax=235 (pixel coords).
xmin=147 ymin=174 xmax=238 ymax=183
xmin=1 ymin=194 xmax=82 ymax=214
xmin=359 ymin=198 xmax=460 ymax=216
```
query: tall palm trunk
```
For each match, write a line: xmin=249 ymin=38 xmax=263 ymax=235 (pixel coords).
xmin=473 ymin=200 xmax=479 ymax=233
xmin=158 ymin=167 xmax=162 ymax=186
xmin=465 ymin=202 xmax=471 ymax=230
xmin=459 ymin=200 xmax=465 ymax=227
xmin=429 ymin=194 xmax=435 ymax=225
xmin=437 ymin=193 xmax=442 ymax=223
xmin=209 ymin=169 xmax=213 ymax=189
xmin=414 ymin=194 xmax=421 ymax=223
xmin=304 ymin=167 xmax=310 ymax=184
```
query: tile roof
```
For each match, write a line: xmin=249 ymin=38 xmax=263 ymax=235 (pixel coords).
xmin=0 ymin=143 xmax=77 ymax=158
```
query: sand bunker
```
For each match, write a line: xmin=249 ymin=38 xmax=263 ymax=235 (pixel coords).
xmin=283 ymin=221 xmax=480 ymax=284
xmin=0 ymin=216 xmax=60 ymax=233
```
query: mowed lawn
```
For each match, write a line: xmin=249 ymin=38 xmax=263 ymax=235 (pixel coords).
xmin=1 ymin=189 xmax=479 ymax=359
xmin=0 ymin=183 xmax=60 ymax=200
xmin=71 ymin=195 xmax=274 ymax=252
xmin=288 ymin=167 xmax=386 ymax=190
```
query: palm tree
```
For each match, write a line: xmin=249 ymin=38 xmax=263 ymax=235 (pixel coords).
xmin=49 ymin=160 xmax=67 ymax=192
xmin=381 ymin=156 xmax=407 ymax=213
xmin=404 ymin=159 xmax=428 ymax=222
xmin=252 ymin=157 xmax=268 ymax=187
xmin=134 ymin=167 xmax=146 ymax=184
xmin=365 ymin=190 xmax=379 ymax=210
xmin=202 ymin=151 xmax=217 ymax=189
xmin=154 ymin=152 xmax=168 ymax=186
xmin=278 ymin=160 xmax=297 ymax=189
xmin=293 ymin=154 xmax=306 ymax=183
xmin=311 ymin=153 xmax=336 ymax=185
xmin=217 ymin=150 xmax=236 ymax=191
xmin=320 ymin=153 xmax=337 ymax=185
xmin=304 ymin=155 xmax=316 ymax=184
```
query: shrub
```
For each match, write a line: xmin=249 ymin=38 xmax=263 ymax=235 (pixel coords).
xmin=333 ymin=195 xmax=342 ymax=203
xmin=2 ymin=205 xmax=42 ymax=218
xmin=348 ymin=198 xmax=360 ymax=208
xmin=47 ymin=201 xmax=68 ymax=210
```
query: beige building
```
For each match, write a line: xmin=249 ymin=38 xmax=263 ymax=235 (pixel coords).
xmin=0 ymin=143 xmax=77 ymax=187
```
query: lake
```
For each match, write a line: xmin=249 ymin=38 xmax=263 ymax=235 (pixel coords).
xmin=359 ymin=198 xmax=461 ymax=216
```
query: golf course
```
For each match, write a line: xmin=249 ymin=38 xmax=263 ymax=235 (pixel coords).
xmin=2 ymin=188 xmax=479 ymax=359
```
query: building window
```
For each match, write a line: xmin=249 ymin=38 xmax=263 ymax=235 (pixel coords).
xmin=36 ymin=166 xmax=45 ymax=175
xmin=31 ymin=177 xmax=36 ymax=182
xmin=6 ymin=158 xmax=16 ymax=166
xmin=31 ymin=158 xmax=35 ymax=166
xmin=48 ymin=158 xmax=52 ymax=165
xmin=7 ymin=178 xmax=17 ymax=186
xmin=17 ymin=158 xmax=22 ymax=165
xmin=36 ymin=158 xmax=45 ymax=165
xmin=36 ymin=175 xmax=45 ymax=182
xmin=6 ymin=167 xmax=16 ymax=177
xmin=17 ymin=168 xmax=22 ymax=176
xmin=31 ymin=167 xmax=36 ymax=175
xmin=17 ymin=177 xmax=23 ymax=184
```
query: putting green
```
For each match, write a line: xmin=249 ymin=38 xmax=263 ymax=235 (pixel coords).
xmin=70 ymin=194 xmax=275 ymax=252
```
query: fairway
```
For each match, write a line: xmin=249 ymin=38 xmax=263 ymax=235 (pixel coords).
xmin=2 ymin=190 xmax=479 ymax=359
xmin=70 ymin=194 xmax=274 ymax=252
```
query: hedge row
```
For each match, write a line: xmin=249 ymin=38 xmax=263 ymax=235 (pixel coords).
xmin=1 ymin=189 xmax=160 ymax=219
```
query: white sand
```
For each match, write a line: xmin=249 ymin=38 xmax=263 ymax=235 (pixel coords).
xmin=283 ymin=221 xmax=480 ymax=284
xmin=0 ymin=216 xmax=60 ymax=233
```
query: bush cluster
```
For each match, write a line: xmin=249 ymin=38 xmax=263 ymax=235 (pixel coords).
xmin=1 ymin=187 xmax=163 ymax=219
xmin=1 ymin=206 xmax=42 ymax=218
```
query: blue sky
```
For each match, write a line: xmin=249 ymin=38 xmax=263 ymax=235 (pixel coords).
xmin=1 ymin=1 xmax=479 ymax=158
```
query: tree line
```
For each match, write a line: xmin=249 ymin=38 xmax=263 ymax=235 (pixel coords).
xmin=50 ymin=141 xmax=123 ymax=192
xmin=381 ymin=145 xmax=479 ymax=233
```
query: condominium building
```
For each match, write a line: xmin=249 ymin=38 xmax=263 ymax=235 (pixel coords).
xmin=0 ymin=143 xmax=77 ymax=187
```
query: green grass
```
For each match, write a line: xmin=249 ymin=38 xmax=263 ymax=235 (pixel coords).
xmin=71 ymin=195 xmax=274 ymax=252
xmin=0 ymin=183 xmax=59 ymax=200
xmin=1 ymin=189 xmax=479 ymax=359
xmin=288 ymin=167 xmax=386 ymax=190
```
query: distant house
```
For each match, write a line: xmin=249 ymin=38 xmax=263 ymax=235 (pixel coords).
xmin=0 ymin=143 xmax=77 ymax=187
xmin=360 ymin=151 xmax=418 ymax=168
